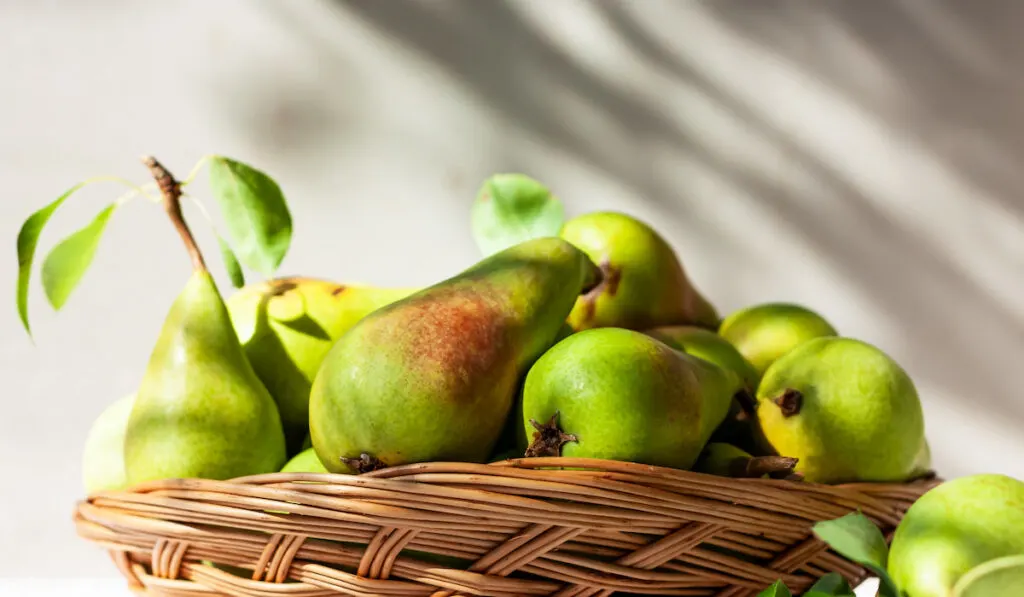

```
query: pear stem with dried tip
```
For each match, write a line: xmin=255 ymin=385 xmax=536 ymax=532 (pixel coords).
xmin=142 ymin=155 xmax=207 ymax=274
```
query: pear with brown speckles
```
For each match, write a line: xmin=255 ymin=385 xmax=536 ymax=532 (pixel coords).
xmin=308 ymin=237 xmax=602 ymax=473
xmin=226 ymin=278 xmax=416 ymax=453
xmin=560 ymin=212 xmax=719 ymax=332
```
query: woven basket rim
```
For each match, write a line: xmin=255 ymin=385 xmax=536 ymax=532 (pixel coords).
xmin=76 ymin=457 xmax=940 ymax=597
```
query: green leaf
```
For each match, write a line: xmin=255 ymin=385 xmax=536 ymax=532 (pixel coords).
xmin=952 ymin=554 xmax=1024 ymax=597
xmin=757 ymin=580 xmax=792 ymax=597
xmin=207 ymin=156 xmax=292 ymax=275
xmin=217 ymin=235 xmax=245 ymax=288
xmin=807 ymin=572 xmax=855 ymax=596
xmin=471 ymin=173 xmax=565 ymax=257
xmin=40 ymin=202 xmax=118 ymax=311
xmin=16 ymin=183 xmax=88 ymax=336
xmin=813 ymin=512 xmax=899 ymax=597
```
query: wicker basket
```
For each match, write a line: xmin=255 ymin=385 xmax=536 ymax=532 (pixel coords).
xmin=74 ymin=457 xmax=938 ymax=596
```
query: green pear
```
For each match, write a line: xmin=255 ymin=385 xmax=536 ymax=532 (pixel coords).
xmin=280 ymin=448 xmax=329 ymax=473
xmin=520 ymin=328 xmax=740 ymax=470
xmin=694 ymin=442 xmax=798 ymax=479
xmin=309 ymin=237 xmax=602 ymax=473
xmin=125 ymin=270 xmax=287 ymax=483
xmin=82 ymin=393 xmax=136 ymax=492
xmin=560 ymin=212 xmax=719 ymax=331
xmin=888 ymin=474 xmax=1024 ymax=597
xmin=755 ymin=337 xmax=924 ymax=484
xmin=719 ymin=303 xmax=837 ymax=376
xmin=226 ymin=277 xmax=416 ymax=452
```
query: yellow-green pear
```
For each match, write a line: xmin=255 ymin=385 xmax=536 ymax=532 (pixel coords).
xmin=227 ymin=278 xmax=416 ymax=451
xmin=889 ymin=474 xmax=1024 ymax=597
xmin=719 ymin=303 xmax=837 ymax=376
xmin=82 ymin=393 xmax=135 ymax=492
xmin=560 ymin=212 xmax=719 ymax=331
xmin=280 ymin=448 xmax=329 ymax=473
xmin=756 ymin=337 xmax=924 ymax=483
xmin=124 ymin=160 xmax=287 ymax=483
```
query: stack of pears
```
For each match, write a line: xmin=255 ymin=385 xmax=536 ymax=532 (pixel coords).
xmin=81 ymin=203 xmax=936 ymax=487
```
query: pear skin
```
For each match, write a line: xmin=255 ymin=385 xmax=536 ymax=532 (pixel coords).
xmin=756 ymin=337 xmax=924 ymax=484
xmin=125 ymin=271 xmax=287 ymax=483
xmin=521 ymin=328 xmax=740 ymax=470
xmin=644 ymin=326 xmax=767 ymax=455
xmin=308 ymin=237 xmax=601 ymax=473
xmin=644 ymin=326 xmax=759 ymax=391
xmin=888 ymin=474 xmax=1024 ymax=597
xmin=82 ymin=393 xmax=136 ymax=493
xmin=560 ymin=212 xmax=719 ymax=331
xmin=719 ymin=302 xmax=837 ymax=376
xmin=280 ymin=447 xmax=329 ymax=473
xmin=227 ymin=277 xmax=416 ymax=452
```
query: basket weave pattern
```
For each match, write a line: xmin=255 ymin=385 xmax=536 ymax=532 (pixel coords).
xmin=74 ymin=457 xmax=937 ymax=596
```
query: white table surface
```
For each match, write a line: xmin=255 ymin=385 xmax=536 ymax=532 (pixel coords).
xmin=0 ymin=577 xmax=880 ymax=596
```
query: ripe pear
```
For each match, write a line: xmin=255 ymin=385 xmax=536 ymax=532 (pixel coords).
xmin=520 ymin=328 xmax=740 ymax=470
xmin=82 ymin=393 xmax=135 ymax=492
xmin=309 ymin=237 xmax=602 ymax=473
xmin=226 ymin=277 xmax=416 ymax=452
xmin=888 ymin=474 xmax=1024 ymax=597
xmin=719 ymin=303 xmax=837 ymax=376
xmin=280 ymin=448 xmax=329 ymax=473
xmin=755 ymin=337 xmax=924 ymax=484
xmin=125 ymin=269 xmax=287 ymax=483
xmin=560 ymin=212 xmax=719 ymax=331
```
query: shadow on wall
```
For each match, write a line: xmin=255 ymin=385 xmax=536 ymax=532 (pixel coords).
xmin=231 ymin=1 xmax=1023 ymax=430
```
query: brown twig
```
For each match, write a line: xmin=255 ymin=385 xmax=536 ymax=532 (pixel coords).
xmin=142 ymin=155 xmax=207 ymax=273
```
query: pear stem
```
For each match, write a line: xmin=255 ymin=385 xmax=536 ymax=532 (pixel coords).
xmin=142 ymin=155 xmax=207 ymax=273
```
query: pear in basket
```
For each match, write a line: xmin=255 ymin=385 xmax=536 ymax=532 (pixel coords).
xmin=81 ymin=393 xmax=136 ymax=492
xmin=560 ymin=211 xmax=719 ymax=331
xmin=719 ymin=302 xmax=837 ymax=376
xmin=308 ymin=236 xmax=602 ymax=473
xmin=754 ymin=336 xmax=924 ymax=484
xmin=226 ymin=277 xmax=417 ymax=453
xmin=124 ymin=158 xmax=287 ymax=484
xmin=520 ymin=327 xmax=740 ymax=470
xmin=888 ymin=473 xmax=1024 ymax=597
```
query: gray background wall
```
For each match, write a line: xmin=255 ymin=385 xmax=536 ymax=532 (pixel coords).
xmin=2 ymin=0 xmax=1022 ymax=578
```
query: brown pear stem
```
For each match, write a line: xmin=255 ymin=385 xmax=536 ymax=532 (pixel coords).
xmin=142 ymin=155 xmax=207 ymax=273
xmin=730 ymin=455 xmax=799 ymax=478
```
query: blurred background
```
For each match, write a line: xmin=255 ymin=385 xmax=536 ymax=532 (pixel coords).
xmin=1 ymin=0 xmax=1022 ymax=580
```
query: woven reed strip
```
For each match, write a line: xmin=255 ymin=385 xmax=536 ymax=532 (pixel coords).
xmin=76 ymin=458 xmax=939 ymax=596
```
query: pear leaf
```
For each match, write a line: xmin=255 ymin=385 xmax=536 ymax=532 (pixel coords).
xmin=207 ymin=156 xmax=292 ymax=275
xmin=952 ymin=554 xmax=1024 ymax=597
xmin=217 ymin=235 xmax=245 ymax=288
xmin=16 ymin=182 xmax=90 ymax=336
xmin=471 ymin=173 xmax=565 ymax=257
xmin=40 ymin=202 xmax=118 ymax=311
xmin=756 ymin=580 xmax=792 ymax=597
xmin=813 ymin=512 xmax=899 ymax=597
xmin=807 ymin=572 xmax=855 ymax=596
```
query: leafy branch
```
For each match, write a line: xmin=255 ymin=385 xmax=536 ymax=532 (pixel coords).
xmin=15 ymin=154 xmax=293 ymax=338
